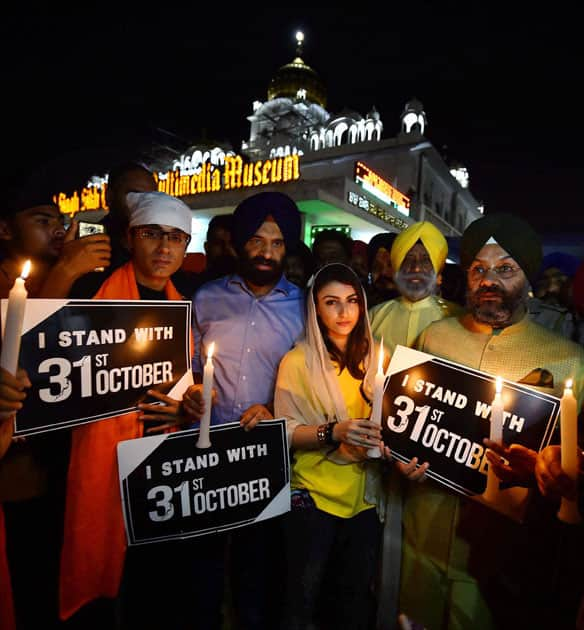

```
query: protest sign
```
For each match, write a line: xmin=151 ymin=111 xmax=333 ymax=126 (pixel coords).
xmin=383 ymin=345 xmax=560 ymax=521
xmin=3 ymin=299 xmax=192 ymax=436
xmin=117 ymin=419 xmax=290 ymax=545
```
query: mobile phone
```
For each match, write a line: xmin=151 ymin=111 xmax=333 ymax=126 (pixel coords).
xmin=78 ymin=221 xmax=106 ymax=238
xmin=77 ymin=221 xmax=106 ymax=271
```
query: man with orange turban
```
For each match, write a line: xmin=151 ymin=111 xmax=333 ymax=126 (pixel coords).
xmin=369 ymin=221 xmax=462 ymax=354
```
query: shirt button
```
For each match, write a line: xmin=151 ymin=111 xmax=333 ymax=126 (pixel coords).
xmin=488 ymin=344 xmax=495 ymax=350
xmin=251 ymin=321 xmax=255 ymax=326
xmin=247 ymin=348 xmax=251 ymax=353
xmin=242 ymin=375 xmax=247 ymax=381
xmin=237 ymin=404 xmax=242 ymax=408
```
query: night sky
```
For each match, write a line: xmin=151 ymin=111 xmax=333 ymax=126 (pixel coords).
xmin=2 ymin=9 xmax=581 ymax=236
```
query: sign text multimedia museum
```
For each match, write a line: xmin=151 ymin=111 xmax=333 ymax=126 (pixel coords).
xmin=55 ymin=153 xmax=301 ymax=217
xmin=53 ymin=149 xmax=411 ymax=235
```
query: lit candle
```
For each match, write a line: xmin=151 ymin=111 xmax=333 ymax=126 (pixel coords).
xmin=490 ymin=376 xmax=504 ymax=444
xmin=196 ymin=341 xmax=214 ymax=449
xmin=483 ymin=376 xmax=504 ymax=501
xmin=367 ymin=338 xmax=384 ymax=458
xmin=558 ymin=378 xmax=581 ymax=524
xmin=0 ymin=260 xmax=30 ymax=376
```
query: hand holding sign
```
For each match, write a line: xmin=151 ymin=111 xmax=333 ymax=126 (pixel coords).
xmin=394 ymin=456 xmax=429 ymax=482
xmin=138 ymin=389 xmax=184 ymax=434
xmin=9 ymin=299 xmax=192 ymax=436
xmin=382 ymin=345 xmax=561 ymax=521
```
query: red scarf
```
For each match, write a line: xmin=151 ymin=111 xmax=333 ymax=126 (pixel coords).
xmin=59 ymin=262 xmax=186 ymax=620
xmin=0 ymin=506 xmax=15 ymax=630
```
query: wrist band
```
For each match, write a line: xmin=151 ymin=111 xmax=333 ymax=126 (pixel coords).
xmin=317 ymin=422 xmax=338 ymax=446
xmin=324 ymin=422 xmax=337 ymax=445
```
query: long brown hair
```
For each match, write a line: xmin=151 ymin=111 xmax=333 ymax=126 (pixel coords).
xmin=312 ymin=263 xmax=369 ymax=379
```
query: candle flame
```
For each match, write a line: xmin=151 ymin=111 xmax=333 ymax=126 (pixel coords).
xmin=377 ymin=338 xmax=384 ymax=373
xmin=566 ymin=378 xmax=573 ymax=390
xmin=21 ymin=260 xmax=31 ymax=279
xmin=207 ymin=342 xmax=215 ymax=360
xmin=495 ymin=376 xmax=502 ymax=394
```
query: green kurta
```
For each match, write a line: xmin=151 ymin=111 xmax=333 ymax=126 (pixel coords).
xmin=399 ymin=314 xmax=584 ymax=629
xmin=370 ymin=295 xmax=462 ymax=629
xmin=369 ymin=295 xmax=462 ymax=356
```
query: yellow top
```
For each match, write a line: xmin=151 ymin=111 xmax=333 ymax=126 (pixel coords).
xmin=276 ymin=344 xmax=373 ymax=518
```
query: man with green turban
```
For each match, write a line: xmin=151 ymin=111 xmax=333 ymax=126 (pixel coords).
xmin=369 ymin=221 xmax=462 ymax=354
xmin=398 ymin=212 xmax=584 ymax=629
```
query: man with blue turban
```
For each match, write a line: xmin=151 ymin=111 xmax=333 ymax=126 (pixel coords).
xmin=182 ymin=190 xmax=305 ymax=629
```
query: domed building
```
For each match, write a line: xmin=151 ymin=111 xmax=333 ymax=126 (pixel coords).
xmin=56 ymin=31 xmax=483 ymax=253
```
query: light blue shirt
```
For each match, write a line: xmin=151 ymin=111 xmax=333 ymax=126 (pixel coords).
xmin=192 ymin=273 xmax=305 ymax=424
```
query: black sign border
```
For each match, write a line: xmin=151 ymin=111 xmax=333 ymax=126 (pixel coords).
xmin=12 ymin=299 xmax=192 ymax=436
xmin=119 ymin=419 xmax=290 ymax=546
xmin=385 ymin=351 xmax=560 ymax=498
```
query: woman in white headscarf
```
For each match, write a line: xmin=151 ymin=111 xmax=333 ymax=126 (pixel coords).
xmin=274 ymin=262 xmax=389 ymax=630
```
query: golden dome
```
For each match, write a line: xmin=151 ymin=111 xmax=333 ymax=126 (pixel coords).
xmin=267 ymin=32 xmax=327 ymax=108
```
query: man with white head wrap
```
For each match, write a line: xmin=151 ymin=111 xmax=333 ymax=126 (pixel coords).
xmin=60 ymin=191 xmax=194 ymax=628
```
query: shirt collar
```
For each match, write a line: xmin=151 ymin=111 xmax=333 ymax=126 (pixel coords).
xmin=398 ymin=295 xmax=436 ymax=311
xmin=461 ymin=311 xmax=531 ymax=336
xmin=227 ymin=273 xmax=293 ymax=296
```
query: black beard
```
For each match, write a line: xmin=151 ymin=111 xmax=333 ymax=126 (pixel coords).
xmin=467 ymin=284 xmax=525 ymax=327
xmin=239 ymin=255 xmax=283 ymax=287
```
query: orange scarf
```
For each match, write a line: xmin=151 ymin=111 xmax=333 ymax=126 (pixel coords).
xmin=59 ymin=262 xmax=186 ymax=620
xmin=0 ymin=506 xmax=15 ymax=630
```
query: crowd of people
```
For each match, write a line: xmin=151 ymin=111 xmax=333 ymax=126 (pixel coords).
xmin=0 ymin=163 xmax=584 ymax=630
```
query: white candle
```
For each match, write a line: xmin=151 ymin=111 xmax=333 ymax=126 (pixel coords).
xmin=489 ymin=376 xmax=504 ymax=444
xmin=558 ymin=378 xmax=581 ymax=523
xmin=196 ymin=341 xmax=215 ymax=449
xmin=367 ymin=338 xmax=384 ymax=458
xmin=0 ymin=260 xmax=30 ymax=376
xmin=484 ymin=376 xmax=504 ymax=501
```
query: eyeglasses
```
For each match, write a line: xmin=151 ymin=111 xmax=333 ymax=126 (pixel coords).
xmin=132 ymin=227 xmax=191 ymax=246
xmin=469 ymin=264 xmax=521 ymax=280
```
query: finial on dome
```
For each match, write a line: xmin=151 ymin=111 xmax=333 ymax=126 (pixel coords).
xmin=295 ymin=30 xmax=304 ymax=57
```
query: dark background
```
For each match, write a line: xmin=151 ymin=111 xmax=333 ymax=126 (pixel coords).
xmin=2 ymin=8 xmax=581 ymax=235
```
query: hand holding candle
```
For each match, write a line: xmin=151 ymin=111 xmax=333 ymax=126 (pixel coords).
xmin=0 ymin=260 xmax=31 ymax=376
xmin=367 ymin=338 xmax=384 ymax=458
xmin=558 ymin=378 xmax=581 ymax=524
xmin=196 ymin=341 xmax=215 ymax=449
